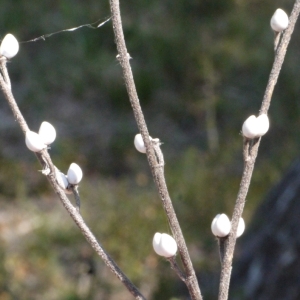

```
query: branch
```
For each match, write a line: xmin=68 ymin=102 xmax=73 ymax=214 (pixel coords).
xmin=0 ymin=58 xmax=146 ymax=300
xmin=167 ymin=256 xmax=187 ymax=282
xmin=218 ymin=1 xmax=300 ymax=299
xmin=109 ymin=0 xmax=203 ymax=299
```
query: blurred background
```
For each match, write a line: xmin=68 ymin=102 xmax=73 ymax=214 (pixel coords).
xmin=0 ymin=0 xmax=299 ymax=299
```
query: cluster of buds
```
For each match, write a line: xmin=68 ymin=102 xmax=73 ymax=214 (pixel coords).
xmin=55 ymin=163 xmax=83 ymax=194
xmin=25 ymin=121 xmax=56 ymax=152
xmin=25 ymin=121 xmax=83 ymax=193
xmin=211 ymin=213 xmax=245 ymax=238
xmin=242 ymin=114 xmax=269 ymax=139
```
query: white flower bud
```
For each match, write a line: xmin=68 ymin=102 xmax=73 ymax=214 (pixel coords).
xmin=67 ymin=163 xmax=83 ymax=185
xmin=270 ymin=9 xmax=289 ymax=32
xmin=152 ymin=232 xmax=178 ymax=258
xmin=236 ymin=217 xmax=245 ymax=238
xmin=211 ymin=214 xmax=231 ymax=237
xmin=38 ymin=121 xmax=56 ymax=145
xmin=25 ymin=131 xmax=47 ymax=152
xmin=0 ymin=34 xmax=19 ymax=59
xmin=55 ymin=167 xmax=68 ymax=189
xmin=242 ymin=115 xmax=258 ymax=139
xmin=242 ymin=114 xmax=269 ymax=139
xmin=55 ymin=167 xmax=72 ymax=194
xmin=255 ymin=114 xmax=269 ymax=137
xmin=134 ymin=133 xmax=150 ymax=153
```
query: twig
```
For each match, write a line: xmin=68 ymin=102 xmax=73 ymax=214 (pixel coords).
xmin=167 ymin=256 xmax=187 ymax=282
xmin=0 ymin=57 xmax=146 ymax=300
xmin=0 ymin=63 xmax=28 ymax=133
xmin=0 ymin=57 xmax=11 ymax=90
xmin=109 ymin=0 xmax=203 ymax=299
xmin=218 ymin=2 xmax=300 ymax=300
xmin=217 ymin=237 xmax=226 ymax=265
xmin=71 ymin=185 xmax=81 ymax=213
xmin=273 ymin=31 xmax=281 ymax=52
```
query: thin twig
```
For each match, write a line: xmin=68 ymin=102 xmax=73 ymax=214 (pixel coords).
xmin=0 ymin=58 xmax=146 ymax=300
xmin=0 ymin=57 xmax=11 ymax=90
xmin=71 ymin=185 xmax=81 ymax=213
xmin=273 ymin=31 xmax=281 ymax=52
xmin=217 ymin=237 xmax=226 ymax=265
xmin=109 ymin=1 xmax=203 ymax=299
xmin=0 ymin=61 xmax=28 ymax=133
xmin=167 ymin=256 xmax=187 ymax=282
xmin=218 ymin=2 xmax=300 ymax=300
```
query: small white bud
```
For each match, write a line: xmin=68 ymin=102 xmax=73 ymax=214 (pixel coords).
xmin=55 ymin=167 xmax=72 ymax=194
xmin=55 ymin=167 xmax=68 ymax=189
xmin=153 ymin=233 xmax=165 ymax=256
xmin=236 ymin=217 xmax=245 ymax=238
xmin=270 ymin=9 xmax=289 ymax=32
xmin=134 ymin=133 xmax=152 ymax=153
xmin=0 ymin=34 xmax=19 ymax=59
xmin=211 ymin=214 xmax=231 ymax=237
xmin=67 ymin=163 xmax=83 ymax=185
xmin=242 ymin=115 xmax=258 ymax=139
xmin=38 ymin=121 xmax=56 ymax=145
xmin=152 ymin=232 xmax=178 ymax=258
xmin=255 ymin=114 xmax=269 ymax=137
xmin=25 ymin=131 xmax=47 ymax=152
xmin=242 ymin=114 xmax=269 ymax=139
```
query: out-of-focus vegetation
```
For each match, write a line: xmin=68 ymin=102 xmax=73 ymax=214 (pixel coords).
xmin=0 ymin=0 xmax=299 ymax=299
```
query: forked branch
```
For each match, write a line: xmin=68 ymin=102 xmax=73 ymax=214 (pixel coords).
xmin=218 ymin=1 xmax=300 ymax=299
xmin=0 ymin=58 xmax=145 ymax=300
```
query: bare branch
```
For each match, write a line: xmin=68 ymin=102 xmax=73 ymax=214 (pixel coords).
xmin=109 ymin=0 xmax=203 ymax=299
xmin=167 ymin=256 xmax=187 ymax=282
xmin=218 ymin=1 xmax=300 ymax=299
xmin=0 ymin=59 xmax=29 ymax=133
xmin=71 ymin=185 xmax=81 ymax=213
xmin=0 ymin=57 xmax=11 ymax=90
xmin=0 ymin=58 xmax=146 ymax=300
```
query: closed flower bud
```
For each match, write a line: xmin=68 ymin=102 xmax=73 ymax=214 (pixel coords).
xmin=255 ymin=114 xmax=269 ymax=137
xmin=134 ymin=133 xmax=152 ymax=153
xmin=55 ymin=167 xmax=72 ymax=194
xmin=67 ymin=163 xmax=83 ymax=185
xmin=242 ymin=114 xmax=269 ymax=139
xmin=211 ymin=214 xmax=231 ymax=237
xmin=236 ymin=217 xmax=245 ymax=238
xmin=152 ymin=232 xmax=178 ymax=258
xmin=0 ymin=34 xmax=19 ymax=59
xmin=242 ymin=115 xmax=258 ymax=139
xmin=38 ymin=121 xmax=56 ymax=145
xmin=270 ymin=9 xmax=289 ymax=32
xmin=55 ymin=167 xmax=68 ymax=189
xmin=25 ymin=131 xmax=47 ymax=152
